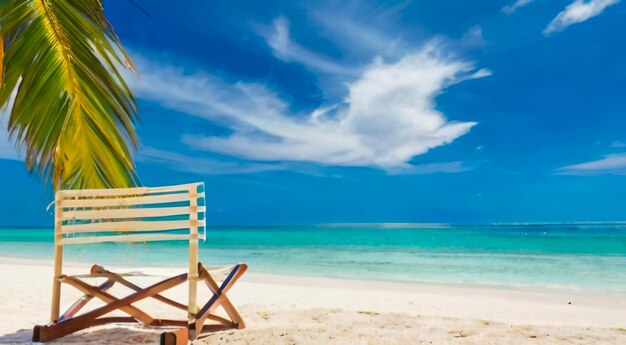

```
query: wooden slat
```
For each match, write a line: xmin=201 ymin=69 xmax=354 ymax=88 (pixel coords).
xmin=58 ymin=187 xmax=150 ymax=198
xmin=148 ymin=183 xmax=202 ymax=193
xmin=57 ymin=183 xmax=201 ymax=198
xmin=62 ymin=220 xmax=205 ymax=234
xmin=60 ymin=233 xmax=198 ymax=245
xmin=62 ymin=206 xmax=206 ymax=221
xmin=60 ymin=193 xmax=194 ymax=209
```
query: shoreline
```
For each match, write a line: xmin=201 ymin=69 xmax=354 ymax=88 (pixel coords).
xmin=1 ymin=254 xmax=624 ymax=295
xmin=2 ymin=254 xmax=625 ymax=295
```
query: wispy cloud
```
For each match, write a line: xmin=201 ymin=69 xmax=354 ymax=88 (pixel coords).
xmin=390 ymin=161 xmax=478 ymax=175
xmin=306 ymin=2 xmax=410 ymax=59
xmin=257 ymin=16 xmax=353 ymax=75
xmin=610 ymin=140 xmax=626 ymax=148
xmin=502 ymin=0 xmax=535 ymax=14
xmin=459 ymin=26 xmax=487 ymax=49
xmin=138 ymin=147 xmax=287 ymax=175
xmin=131 ymin=43 xmax=487 ymax=172
xmin=0 ymin=93 xmax=22 ymax=161
xmin=0 ymin=122 xmax=19 ymax=161
xmin=556 ymin=153 xmax=626 ymax=175
xmin=544 ymin=0 xmax=621 ymax=34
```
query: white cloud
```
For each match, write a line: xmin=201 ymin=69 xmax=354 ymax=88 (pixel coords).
xmin=502 ymin=0 xmax=535 ymax=14
xmin=131 ymin=43 xmax=485 ymax=172
xmin=258 ymin=16 xmax=353 ymax=75
xmin=544 ymin=0 xmax=621 ymax=34
xmin=556 ymin=153 xmax=626 ymax=175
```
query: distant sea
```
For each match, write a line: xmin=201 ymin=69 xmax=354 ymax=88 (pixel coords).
xmin=1 ymin=224 xmax=625 ymax=292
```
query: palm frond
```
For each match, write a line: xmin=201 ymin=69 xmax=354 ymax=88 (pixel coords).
xmin=0 ymin=0 xmax=140 ymax=190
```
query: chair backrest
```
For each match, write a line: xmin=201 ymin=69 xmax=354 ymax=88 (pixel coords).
xmin=55 ymin=182 xmax=205 ymax=246
xmin=48 ymin=182 xmax=207 ymax=323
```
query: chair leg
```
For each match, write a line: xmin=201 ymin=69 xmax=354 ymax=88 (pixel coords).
xmin=33 ymin=317 xmax=138 ymax=342
xmin=32 ymin=324 xmax=44 ymax=342
xmin=192 ymin=263 xmax=248 ymax=340
xmin=161 ymin=327 xmax=189 ymax=345
xmin=32 ymin=320 xmax=91 ymax=342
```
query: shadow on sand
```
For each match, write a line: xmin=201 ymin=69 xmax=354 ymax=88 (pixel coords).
xmin=0 ymin=327 xmax=165 ymax=344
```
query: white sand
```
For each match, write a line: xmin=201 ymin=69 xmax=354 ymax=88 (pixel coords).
xmin=0 ymin=257 xmax=625 ymax=344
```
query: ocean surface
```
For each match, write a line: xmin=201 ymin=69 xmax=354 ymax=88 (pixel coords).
xmin=1 ymin=224 xmax=625 ymax=292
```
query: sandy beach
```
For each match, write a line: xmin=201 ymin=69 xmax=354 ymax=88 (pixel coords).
xmin=0 ymin=258 xmax=624 ymax=344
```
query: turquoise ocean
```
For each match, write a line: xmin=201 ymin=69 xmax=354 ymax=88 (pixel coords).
xmin=1 ymin=224 xmax=625 ymax=292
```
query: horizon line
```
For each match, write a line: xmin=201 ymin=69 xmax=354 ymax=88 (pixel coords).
xmin=3 ymin=221 xmax=626 ymax=230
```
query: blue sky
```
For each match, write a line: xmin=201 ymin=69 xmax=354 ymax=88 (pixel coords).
xmin=2 ymin=0 xmax=626 ymax=226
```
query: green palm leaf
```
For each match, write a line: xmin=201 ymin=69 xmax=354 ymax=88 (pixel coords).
xmin=0 ymin=0 xmax=140 ymax=190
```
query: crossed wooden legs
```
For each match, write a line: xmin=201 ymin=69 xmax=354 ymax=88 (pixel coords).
xmin=32 ymin=263 xmax=247 ymax=344
xmin=161 ymin=263 xmax=247 ymax=344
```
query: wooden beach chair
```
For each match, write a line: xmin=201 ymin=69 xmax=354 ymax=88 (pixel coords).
xmin=32 ymin=182 xmax=247 ymax=345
